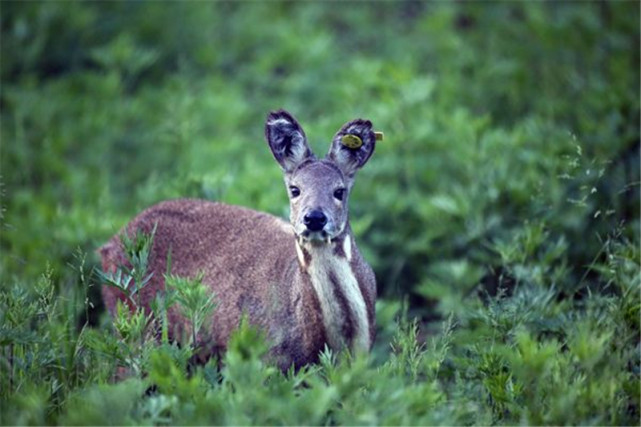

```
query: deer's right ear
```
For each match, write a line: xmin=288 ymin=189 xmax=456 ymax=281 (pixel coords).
xmin=265 ymin=110 xmax=314 ymax=172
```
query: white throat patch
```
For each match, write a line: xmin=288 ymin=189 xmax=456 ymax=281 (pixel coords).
xmin=304 ymin=242 xmax=369 ymax=353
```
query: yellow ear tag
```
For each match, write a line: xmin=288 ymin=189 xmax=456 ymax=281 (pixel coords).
xmin=341 ymin=134 xmax=363 ymax=149
xmin=374 ymin=131 xmax=384 ymax=141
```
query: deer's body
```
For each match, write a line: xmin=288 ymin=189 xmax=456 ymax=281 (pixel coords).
xmin=100 ymin=110 xmax=378 ymax=370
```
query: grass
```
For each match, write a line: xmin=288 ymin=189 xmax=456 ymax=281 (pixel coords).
xmin=1 ymin=1 xmax=639 ymax=425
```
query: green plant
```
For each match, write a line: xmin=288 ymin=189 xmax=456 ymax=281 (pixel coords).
xmin=97 ymin=224 xmax=157 ymax=309
xmin=164 ymin=272 xmax=217 ymax=349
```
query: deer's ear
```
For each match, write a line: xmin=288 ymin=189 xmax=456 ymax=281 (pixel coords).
xmin=265 ymin=110 xmax=314 ymax=172
xmin=326 ymin=119 xmax=376 ymax=178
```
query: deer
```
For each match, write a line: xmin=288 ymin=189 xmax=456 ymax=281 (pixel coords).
xmin=99 ymin=110 xmax=379 ymax=371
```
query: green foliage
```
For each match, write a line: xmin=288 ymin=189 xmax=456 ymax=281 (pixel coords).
xmin=164 ymin=272 xmax=217 ymax=348
xmin=97 ymin=224 xmax=157 ymax=308
xmin=60 ymin=379 xmax=146 ymax=426
xmin=1 ymin=1 xmax=639 ymax=425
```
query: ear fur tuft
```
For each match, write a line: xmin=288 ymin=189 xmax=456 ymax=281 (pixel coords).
xmin=265 ymin=110 xmax=314 ymax=172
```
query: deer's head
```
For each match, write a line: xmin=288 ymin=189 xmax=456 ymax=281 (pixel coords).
xmin=265 ymin=110 xmax=376 ymax=246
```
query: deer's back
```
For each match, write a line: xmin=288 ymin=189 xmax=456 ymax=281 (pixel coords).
xmin=100 ymin=199 xmax=326 ymax=369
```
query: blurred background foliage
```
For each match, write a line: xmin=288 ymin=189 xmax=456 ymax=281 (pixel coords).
xmin=0 ymin=1 xmax=639 ymax=425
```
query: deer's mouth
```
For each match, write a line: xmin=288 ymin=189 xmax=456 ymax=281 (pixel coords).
xmin=295 ymin=217 xmax=343 ymax=245
xmin=299 ymin=229 xmax=333 ymax=245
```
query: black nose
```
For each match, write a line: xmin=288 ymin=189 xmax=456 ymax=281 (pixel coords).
xmin=303 ymin=210 xmax=327 ymax=232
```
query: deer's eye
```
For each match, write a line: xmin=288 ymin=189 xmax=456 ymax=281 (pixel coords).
xmin=289 ymin=186 xmax=301 ymax=198
xmin=333 ymin=188 xmax=345 ymax=201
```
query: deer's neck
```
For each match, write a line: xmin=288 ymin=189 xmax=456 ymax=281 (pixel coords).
xmin=295 ymin=230 xmax=370 ymax=353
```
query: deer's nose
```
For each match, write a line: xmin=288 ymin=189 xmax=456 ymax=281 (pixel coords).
xmin=304 ymin=210 xmax=327 ymax=232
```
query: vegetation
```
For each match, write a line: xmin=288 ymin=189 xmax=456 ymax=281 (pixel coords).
xmin=1 ymin=2 xmax=639 ymax=425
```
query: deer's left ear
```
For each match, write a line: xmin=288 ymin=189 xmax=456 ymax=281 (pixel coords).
xmin=326 ymin=119 xmax=376 ymax=178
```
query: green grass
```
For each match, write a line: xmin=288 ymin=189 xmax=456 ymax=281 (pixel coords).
xmin=1 ymin=2 xmax=639 ymax=425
